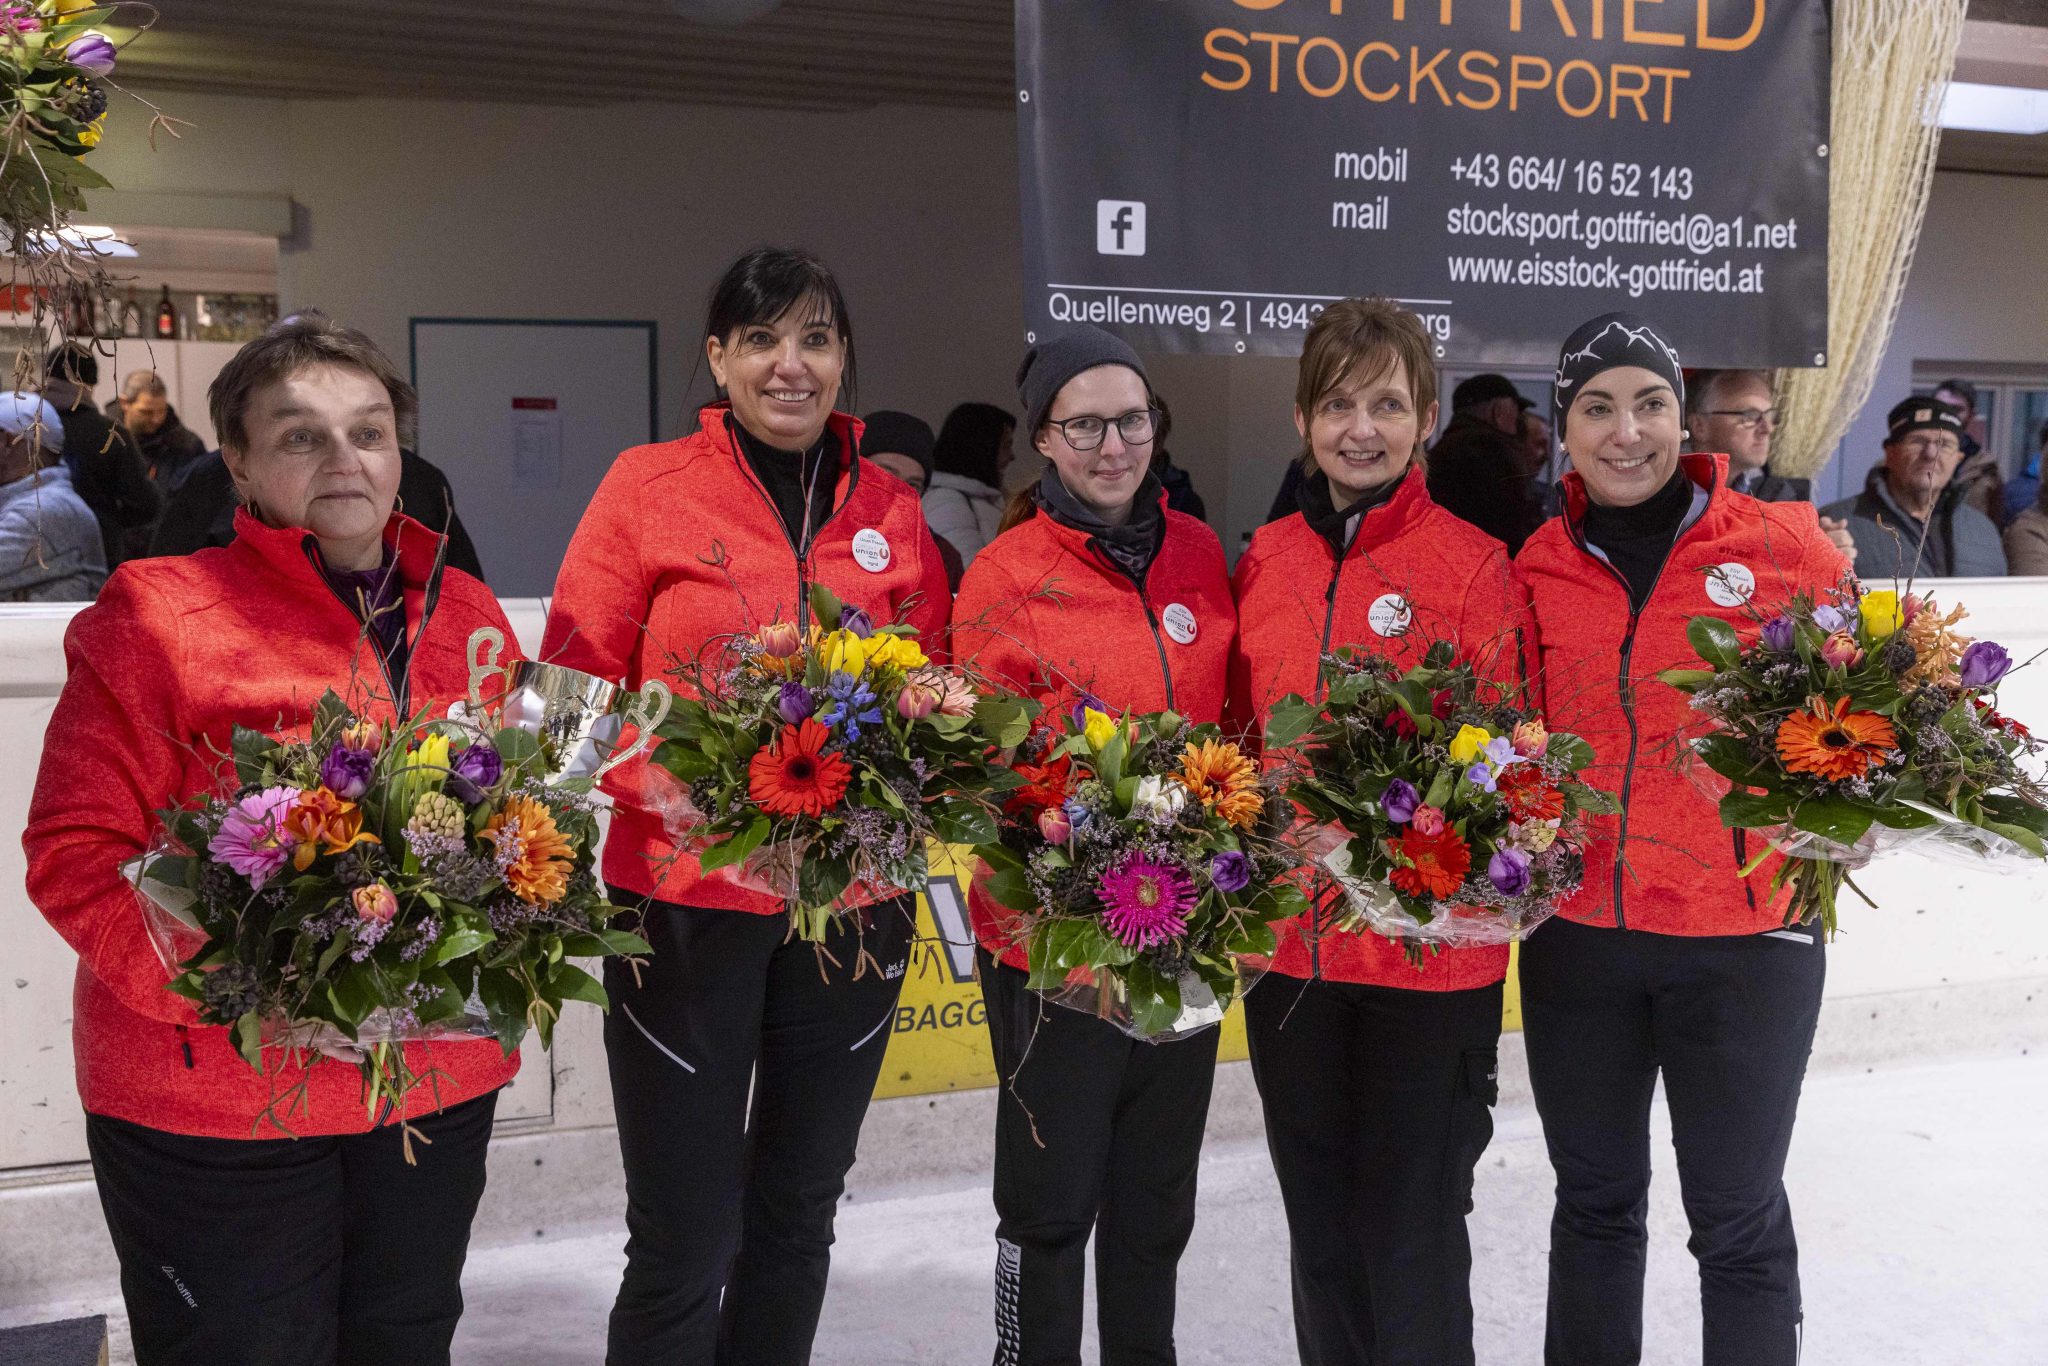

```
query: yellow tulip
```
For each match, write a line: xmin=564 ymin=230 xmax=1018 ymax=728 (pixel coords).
xmin=1859 ymin=590 xmax=1903 ymax=640
xmin=405 ymin=732 xmax=451 ymax=780
xmin=1083 ymin=708 xmax=1118 ymax=751
xmin=818 ymin=629 xmax=875 ymax=677
xmin=1448 ymin=724 xmax=1493 ymax=765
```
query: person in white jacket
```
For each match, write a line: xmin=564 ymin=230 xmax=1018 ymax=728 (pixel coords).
xmin=923 ymin=401 xmax=1014 ymax=576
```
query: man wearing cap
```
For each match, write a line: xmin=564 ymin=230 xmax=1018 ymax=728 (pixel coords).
xmin=0 ymin=392 xmax=107 ymax=601
xmin=1821 ymin=398 xmax=2006 ymax=579
xmin=1427 ymin=371 xmax=1547 ymax=554
xmin=859 ymin=408 xmax=964 ymax=588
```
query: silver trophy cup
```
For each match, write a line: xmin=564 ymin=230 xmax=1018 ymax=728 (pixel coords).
xmin=466 ymin=628 xmax=672 ymax=781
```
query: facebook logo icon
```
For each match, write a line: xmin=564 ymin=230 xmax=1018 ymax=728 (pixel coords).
xmin=1096 ymin=200 xmax=1146 ymax=255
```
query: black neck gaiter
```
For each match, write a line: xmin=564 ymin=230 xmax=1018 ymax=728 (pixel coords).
xmin=1297 ymin=466 xmax=1404 ymax=557
xmin=1581 ymin=467 xmax=1691 ymax=611
xmin=731 ymin=416 xmax=838 ymax=553
xmin=1036 ymin=466 xmax=1166 ymax=586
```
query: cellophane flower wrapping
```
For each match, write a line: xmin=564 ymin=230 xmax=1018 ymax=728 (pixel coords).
xmin=973 ymin=704 xmax=1308 ymax=1041
xmin=1659 ymin=579 xmax=2048 ymax=934
xmin=647 ymin=584 xmax=1038 ymax=942
xmin=128 ymin=688 xmax=649 ymax=1138
xmin=1267 ymin=641 xmax=1614 ymax=953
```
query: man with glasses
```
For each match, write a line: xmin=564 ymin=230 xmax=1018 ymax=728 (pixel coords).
xmin=1821 ymin=397 xmax=2007 ymax=579
xmin=1687 ymin=368 xmax=1858 ymax=565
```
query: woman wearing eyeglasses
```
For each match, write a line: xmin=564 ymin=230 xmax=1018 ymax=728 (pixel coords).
xmin=952 ymin=324 xmax=1236 ymax=1366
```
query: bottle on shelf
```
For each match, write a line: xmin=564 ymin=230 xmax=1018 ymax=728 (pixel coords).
xmin=119 ymin=286 xmax=143 ymax=338
xmin=153 ymin=284 xmax=176 ymax=340
xmin=97 ymin=282 xmax=123 ymax=339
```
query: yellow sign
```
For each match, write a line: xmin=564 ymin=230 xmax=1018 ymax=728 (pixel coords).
xmin=874 ymin=845 xmax=1521 ymax=1100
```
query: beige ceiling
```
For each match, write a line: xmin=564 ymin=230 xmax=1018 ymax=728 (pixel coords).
xmin=108 ymin=3 xmax=2047 ymax=173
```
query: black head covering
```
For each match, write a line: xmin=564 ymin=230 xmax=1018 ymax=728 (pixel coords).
xmin=858 ymin=409 xmax=936 ymax=481
xmin=1884 ymin=397 xmax=1966 ymax=444
xmin=1016 ymin=325 xmax=1150 ymax=441
xmin=1552 ymin=312 xmax=1685 ymax=438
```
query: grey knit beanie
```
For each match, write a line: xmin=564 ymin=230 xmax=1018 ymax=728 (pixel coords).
xmin=1016 ymin=325 xmax=1149 ymax=440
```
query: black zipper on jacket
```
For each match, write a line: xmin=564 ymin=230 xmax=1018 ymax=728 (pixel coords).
xmin=1563 ymin=515 xmax=1686 ymax=931
xmin=729 ymin=416 xmax=857 ymax=630
xmin=1092 ymin=543 xmax=1176 ymax=712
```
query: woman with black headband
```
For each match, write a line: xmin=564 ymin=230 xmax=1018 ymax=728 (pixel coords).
xmin=1515 ymin=312 xmax=1850 ymax=1366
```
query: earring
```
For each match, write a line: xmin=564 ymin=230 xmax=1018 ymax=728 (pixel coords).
xmin=393 ymin=493 xmax=405 ymax=516
xmin=1680 ymin=429 xmax=1691 ymax=441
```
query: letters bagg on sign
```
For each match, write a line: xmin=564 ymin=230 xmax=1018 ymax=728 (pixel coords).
xmin=1016 ymin=0 xmax=1828 ymax=367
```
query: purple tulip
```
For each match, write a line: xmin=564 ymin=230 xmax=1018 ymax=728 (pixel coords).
xmin=1487 ymin=847 xmax=1532 ymax=897
xmin=1812 ymin=604 xmax=1848 ymax=633
xmin=1069 ymin=692 xmax=1107 ymax=729
xmin=318 ymin=744 xmax=375 ymax=801
xmin=839 ymin=605 xmax=873 ymax=638
xmin=1960 ymin=640 xmax=2013 ymax=689
xmin=776 ymin=681 xmax=817 ymax=725
xmin=1379 ymin=778 xmax=1419 ymax=824
xmin=1210 ymin=850 xmax=1253 ymax=893
xmin=447 ymin=741 xmax=504 ymax=803
xmin=1761 ymin=615 xmax=1795 ymax=652
xmin=66 ymin=31 xmax=116 ymax=77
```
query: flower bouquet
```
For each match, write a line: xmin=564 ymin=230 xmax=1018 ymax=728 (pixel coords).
xmin=1264 ymin=642 xmax=1615 ymax=951
xmin=648 ymin=584 xmax=1037 ymax=943
xmin=972 ymin=703 xmax=1309 ymax=1040
xmin=129 ymin=690 xmax=648 ymax=1148
xmin=1658 ymin=584 xmax=2048 ymax=934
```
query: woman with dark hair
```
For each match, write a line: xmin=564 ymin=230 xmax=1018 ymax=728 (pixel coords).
xmin=24 ymin=312 xmax=520 ymax=1365
xmin=1229 ymin=297 xmax=1528 ymax=1365
xmin=954 ymin=324 xmax=1236 ymax=1366
xmin=925 ymin=399 xmax=1015 ymax=571
xmin=1516 ymin=312 xmax=1849 ymax=1366
xmin=544 ymin=246 xmax=951 ymax=1363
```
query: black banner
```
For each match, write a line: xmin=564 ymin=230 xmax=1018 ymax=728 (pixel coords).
xmin=1016 ymin=1 xmax=1831 ymax=368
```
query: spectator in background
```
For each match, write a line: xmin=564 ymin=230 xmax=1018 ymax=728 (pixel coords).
xmin=2000 ymin=419 xmax=2045 ymax=529
xmin=1686 ymin=368 xmax=1858 ymax=566
xmin=1519 ymin=407 xmax=1553 ymax=478
xmin=151 ymin=446 xmax=485 ymax=581
xmin=860 ymin=408 xmax=963 ymax=588
xmin=1426 ymin=372 xmax=1545 ymax=555
xmin=1821 ymin=397 xmax=2005 ymax=579
xmin=0 ymin=393 xmax=106 ymax=601
xmin=1932 ymin=378 xmax=2002 ymax=522
xmin=1148 ymin=394 xmax=1208 ymax=522
xmin=118 ymin=369 xmax=209 ymax=493
xmin=1999 ymin=422 xmax=2048 ymax=575
xmin=43 ymin=345 xmax=160 ymax=568
xmin=924 ymin=401 xmax=1013 ymax=572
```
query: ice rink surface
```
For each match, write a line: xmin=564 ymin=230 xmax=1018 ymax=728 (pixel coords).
xmin=442 ymin=1050 xmax=2046 ymax=1366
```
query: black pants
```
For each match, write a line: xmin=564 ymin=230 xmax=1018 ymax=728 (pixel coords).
xmin=86 ymin=1089 xmax=500 ymax=1366
xmin=1244 ymin=974 xmax=1503 ymax=1366
xmin=604 ymin=897 xmax=913 ymax=1366
xmin=978 ymin=950 xmax=1220 ymax=1366
xmin=1520 ymin=915 xmax=1825 ymax=1366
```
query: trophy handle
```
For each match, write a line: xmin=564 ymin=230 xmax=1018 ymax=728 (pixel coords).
xmin=594 ymin=680 xmax=673 ymax=779
xmin=466 ymin=627 xmax=506 ymax=712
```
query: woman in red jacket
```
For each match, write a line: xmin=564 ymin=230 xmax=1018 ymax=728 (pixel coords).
xmin=542 ymin=247 xmax=950 ymax=1364
xmin=22 ymin=314 xmax=520 ymax=1366
xmin=1231 ymin=297 xmax=1527 ymax=1366
xmin=952 ymin=324 xmax=1235 ymax=1366
xmin=1516 ymin=312 xmax=1850 ymax=1366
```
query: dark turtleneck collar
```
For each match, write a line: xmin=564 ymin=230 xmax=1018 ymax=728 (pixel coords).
xmin=1036 ymin=465 xmax=1166 ymax=586
xmin=1296 ymin=466 xmax=1404 ymax=556
xmin=1580 ymin=465 xmax=1691 ymax=610
xmin=729 ymin=414 xmax=839 ymax=552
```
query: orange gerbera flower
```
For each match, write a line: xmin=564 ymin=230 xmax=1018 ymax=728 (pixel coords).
xmin=748 ymin=718 xmax=851 ymax=818
xmin=285 ymin=786 xmax=380 ymax=871
xmin=1776 ymin=696 xmax=1898 ymax=782
xmin=1176 ymin=739 xmax=1264 ymax=830
xmin=482 ymin=794 xmax=575 ymax=904
xmin=1496 ymin=765 xmax=1566 ymax=822
xmin=1386 ymin=827 xmax=1471 ymax=899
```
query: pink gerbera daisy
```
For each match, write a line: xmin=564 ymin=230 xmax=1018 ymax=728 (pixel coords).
xmin=1097 ymin=853 xmax=1197 ymax=949
xmin=208 ymin=786 xmax=303 ymax=890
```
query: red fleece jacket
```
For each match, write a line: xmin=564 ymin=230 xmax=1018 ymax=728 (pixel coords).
xmin=1230 ymin=467 xmax=1525 ymax=991
xmin=540 ymin=404 xmax=951 ymax=912
xmin=1517 ymin=452 xmax=1852 ymax=936
xmin=23 ymin=510 xmax=523 ymax=1139
xmin=952 ymin=500 xmax=1236 ymax=968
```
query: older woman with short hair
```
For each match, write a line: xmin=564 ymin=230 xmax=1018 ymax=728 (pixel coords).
xmin=23 ymin=312 xmax=520 ymax=1366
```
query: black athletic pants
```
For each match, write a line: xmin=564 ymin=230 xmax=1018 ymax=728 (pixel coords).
xmin=603 ymin=896 xmax=913 ymax=1366
xmin=1243 ymin=974 xmax=1504 ymax=1366
xmin=86 ymin=1089 xmax=500 ymax=1366
xmin=1520 ymin=914 xmax=1825 ymax=1366
xmin=978 ymin=950 xmax=1220 ymax=1366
